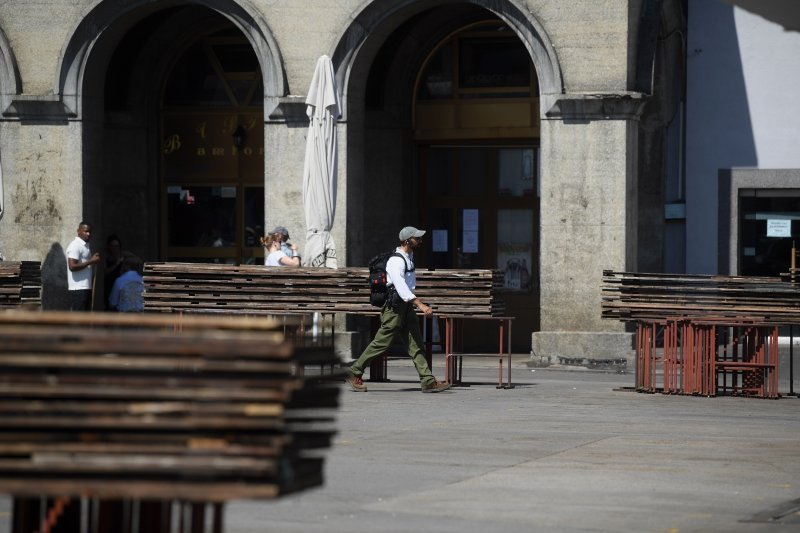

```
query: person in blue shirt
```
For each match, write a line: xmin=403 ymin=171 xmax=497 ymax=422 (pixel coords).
xmin=108 ymin=253 xmax=144 ymax=312
xmin=346 ymin=226 xmax=450 ymax=393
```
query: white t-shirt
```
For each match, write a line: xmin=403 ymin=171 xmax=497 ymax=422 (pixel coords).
xmin=65 ymin=236 xmax=93 ymax=290
xmin=265 ymin=250 xmax=288 ymax=266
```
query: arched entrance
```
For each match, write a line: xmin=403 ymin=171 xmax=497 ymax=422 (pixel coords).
xmin=414 ymin=20 xmax=541 ymax=349
xmin=334 ymin=1 xmax=556 ymax=351
xmin=56 ymin=1 xmax=284 ymax=305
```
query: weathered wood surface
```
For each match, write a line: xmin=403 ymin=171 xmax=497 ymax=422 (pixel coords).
xmin=0 ymin=261 xmax=41 ymax=308
xmin=143 ymin=262 xmax=506 ymax=317
xmin=0 ymin=311 xmax=340 ymax=502
xmin=602 ymin=270 xmax=800 ymax=324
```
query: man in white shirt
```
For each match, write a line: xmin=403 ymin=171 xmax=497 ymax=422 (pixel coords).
xmin=346 ymin=226 xmax=450 ymax=393
xmin=65 ymin=221 xmax=100 ymax=311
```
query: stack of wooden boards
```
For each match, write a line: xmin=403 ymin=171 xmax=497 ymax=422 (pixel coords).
xmin=0 ymin=261 xmax=41 ymax=309
xmin=0 ymin=311 xmax=340 ymax=502
xmin=601 ymin=270 xmax=800 ymax=323
xmin=602 ymin=271 xmax=792 ymax=398
xmin=143 ymin=262 xmax=506 ymax=317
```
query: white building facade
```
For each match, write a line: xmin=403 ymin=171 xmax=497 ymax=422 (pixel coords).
xmin=686 ymin=0 xmax=800 ymax=278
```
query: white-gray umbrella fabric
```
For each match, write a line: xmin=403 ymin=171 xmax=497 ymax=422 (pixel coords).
xmin=302 ymin=55 xmax=340 ymax=268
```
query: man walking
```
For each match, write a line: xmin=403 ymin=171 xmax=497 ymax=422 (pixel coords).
xmin=66 ymin=221 xmax=100 ymax=311
xmin=346 ymin=226 xmax=450 ymax=393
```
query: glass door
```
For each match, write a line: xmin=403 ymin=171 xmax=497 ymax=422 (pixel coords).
xmin=418 ymin=145 xmax=539 ymax=351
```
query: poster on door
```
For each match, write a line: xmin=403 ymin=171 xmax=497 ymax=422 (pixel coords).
xmin=498 ymin=243 xmax=532 ymax=291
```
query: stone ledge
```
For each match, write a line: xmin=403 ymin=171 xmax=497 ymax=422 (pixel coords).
xmin=530 ymin=331 xmax=635 ymax=368
xmin=3 ymin=95 xmax=76 ymax=122
xmin=543 ymin=92 xmax=647 ymax=120
xmin=266 ymin=95 xmax=308 ymax=123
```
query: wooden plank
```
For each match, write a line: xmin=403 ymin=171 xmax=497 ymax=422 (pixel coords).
xmin=601 ymin=270 xmax=800 ymax=324
xmin=141 ymin=262 xmax=506 ymax=318
xmin=0 ymin=310 xmax=340 ymax=501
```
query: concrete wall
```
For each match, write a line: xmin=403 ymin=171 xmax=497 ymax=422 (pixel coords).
xmin=0 ymin=121 xmax=83 ymax=261
xmin=685 ymin=0 xmax=800 ymax=274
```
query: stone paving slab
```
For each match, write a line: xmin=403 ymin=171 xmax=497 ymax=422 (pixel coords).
xmin=222 ymin=365 xmax=800 ymax=532
xmin=1 ymin=365 xmax=798 ymax=532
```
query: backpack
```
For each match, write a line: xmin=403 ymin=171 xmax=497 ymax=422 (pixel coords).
xmin=367 ymin=251 xmax=411 ymax=307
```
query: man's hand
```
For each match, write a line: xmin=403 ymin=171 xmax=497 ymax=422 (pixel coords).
xmin=416 ymin=301 xmax=433 ymax=316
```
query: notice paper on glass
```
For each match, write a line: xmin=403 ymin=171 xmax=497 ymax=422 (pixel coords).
xmin=767 ymin=219 xmax=791 ymax=237
xmin=432 ymin=230 xmax=448 ymax=252
xmin=463 ymin=209 xmax=479 ymax=231
xmin=463 ymin=230 xmax=479 ymax=253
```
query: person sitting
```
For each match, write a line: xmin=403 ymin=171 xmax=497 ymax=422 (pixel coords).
xmin=269 ymin=226 xmax=300 ymax=260
xmin=108 ymin=253 xmax=144 ymax=312
xmin=262 ymin=234 xmax=300 ymax=267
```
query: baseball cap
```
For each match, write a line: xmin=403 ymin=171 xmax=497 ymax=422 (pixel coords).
xmin=270 ymin=226 xmax=289 ymax=239
xmin=399 ymin=226 xmax=426 ymax=241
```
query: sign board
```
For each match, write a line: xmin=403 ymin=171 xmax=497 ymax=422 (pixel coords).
xmin=767 ymin=219 xmax=791 ymax=238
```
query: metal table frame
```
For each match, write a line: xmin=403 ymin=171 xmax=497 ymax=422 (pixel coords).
xmin=443 ymin=316 xmax=514 ymax=389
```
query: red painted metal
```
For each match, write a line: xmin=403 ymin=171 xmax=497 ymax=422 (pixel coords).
xmin=443 ymin=317 xmax=514 ymax=388
xmin=633 ymin=318 xmax=779 ymax=398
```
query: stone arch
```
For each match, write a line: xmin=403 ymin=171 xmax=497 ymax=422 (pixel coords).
xmin=330 ymin=0 xmax=562 ymax=118
xmin=0 ymin=25 xmax=20 ymax=225
xmin=0 ymin=26 xmax=21 ymax=112
xmin=55 ymin=0 xmax=286 ymax=117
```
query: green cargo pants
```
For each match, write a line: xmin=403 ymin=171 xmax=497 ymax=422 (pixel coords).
xmin=350 ymin=299 xmax=436 ymax=387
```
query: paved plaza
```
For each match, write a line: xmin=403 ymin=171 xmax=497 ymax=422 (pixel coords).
xmin=224 ymin=359 xmax=800 ymax=532
xmin=1 ymin=359 xmax=798 ymax=532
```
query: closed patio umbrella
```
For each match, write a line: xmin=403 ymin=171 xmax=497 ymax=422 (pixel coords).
xmin=302 ymin=55 xmax=340 ymax=268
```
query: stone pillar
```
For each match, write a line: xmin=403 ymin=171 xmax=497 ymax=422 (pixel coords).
xmin=532 ymin=94 xmax=645 ymax=367
xmin=265 ymin=97 xmax=348 ymax=268
xmin=265 ymin=98 xmax=356 ymax=360
xmin=264 ymin=98 xmax=308 ymax=250
xmin=0 ymin=104 xmax=83 ymax=310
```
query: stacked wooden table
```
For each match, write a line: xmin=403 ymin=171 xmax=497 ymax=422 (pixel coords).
xmin=0 ymin=261 xmax=41 ymax=309
xmin=143 ymin=262 xmax=512 ymax=387
xmin=143 ymin=262 xmax=505 ymax=317
xmin=0 ymin=311 xmax=340 ymax=532
xmin=602 ymin=271 xmax=796 ymax=398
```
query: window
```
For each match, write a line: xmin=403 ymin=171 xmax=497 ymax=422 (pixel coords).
xmin=419 ymin=146 xmax=538 ymax=292
xmin=739 ymin=190 xmax=800 ymax=276
xmin=417 ymin=22 xmax=537 ymax=101
xmin=160 ymin=29 xmax=264 ymax=264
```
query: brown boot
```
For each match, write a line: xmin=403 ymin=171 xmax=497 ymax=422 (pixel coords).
xmin=346 ymin=373 xmax=368 ymax=392
xmin=421 ymin=380 xmax=451 ymax=393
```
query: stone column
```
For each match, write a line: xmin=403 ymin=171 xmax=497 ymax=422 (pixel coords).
xmin=265 ymin=97 xmax=355 ymax=359
xmin=0 ymin=98 xmax=84 ymax=310
xmin=264 ymin=97 xmax=308 ymax=250
xmin=532 ymin=93 xmax=645 ymax=367
xmin=265 ymin=97 xmax=348 ymax=268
